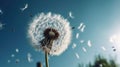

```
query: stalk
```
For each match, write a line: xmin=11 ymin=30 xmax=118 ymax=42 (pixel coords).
xmin=45 ymin=52 xmax=49 ymax=67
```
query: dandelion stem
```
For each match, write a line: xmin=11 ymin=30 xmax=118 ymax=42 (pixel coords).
xmin=45 ymin=52 xmax=49 ymax=67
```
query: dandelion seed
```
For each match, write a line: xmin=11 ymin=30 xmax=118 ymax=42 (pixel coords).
xmin=27 ymin=53 xmax=33 ymax=63
xmin=0 ymin=9 xmax=3 ymax=15
xmin=80 ymin=40 xmax=84 ymax=43
xmin=72 ymin=43 xmax=76 ymax=49
xmin=87 ymin=40 xmax=92 ymax=47
xmin=8 ymin=60 xmax=11 ymax=63
xmin=20 ymin=3 xmax=28 ymax=11
xmin=101 ymin=46 xmax=106 ymax=51
xmin=76 ymin=33 xmax=79 ymax=39
xmin=81 ymin=25 xmax=86 ymax=32
xmin=68 ymin=11 xmax=74 ymax=19
xmin=0 ymin=22 xmax=5 ymax=30
xmin=11 ymin=54 xmax=15 ymax=58
xmin=78 ymin=23 xmax=86 ymax=32
xmin=78 ymin=23 xmax=83 ymax=29
xmin=16 ymin=48 xmax=19 ymax=53
xmin=75 ymin=53 xmax=80 ymax=59
xmin=82 ymin=47 xmax=87 ymax=52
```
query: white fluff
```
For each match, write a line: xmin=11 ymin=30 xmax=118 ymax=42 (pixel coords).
xmin=28 ymin=12 xmax=72 ymax=56
xmin=72 ymin=43 xmax=76 ymax=49
xmin=27 ymin=53 xmax=33 ymax=62
xmin=101 ymin=46 xmax=106 ymax=51
xmin=69 ymin=11 xmax=74 ymax=19
xmin=80 ymin=40 xmax=84 ymax=43
xmin=87 ymin=40 xmax=92 ymax=47
xmin=82 ymin=47 xmax=87 ymax=52
xmin=78 ymin=23 xmax=83 ymax=29
xmin=0 ymin=9 xmax=3 ymax=15
xmin=16 ymin=48 xmax=19 ymax=53
xmin=8 ymin=60 xmax=11 ymax=63
xmin=20 ymin=3 xmax=28 ymax=11
xmin=78 ymin=23 xmax=86 ymax=32
xmin=11 ymin=54 xmax=15 ymax=58
xmin=75 ymin=53 xmax=80 ymax=59
xmin=76 ymin=33 xmax=79 ymax=39
xmin=0 ymin=22 xmax=5 ymax=30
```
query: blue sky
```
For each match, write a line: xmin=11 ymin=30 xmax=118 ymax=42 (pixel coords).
xmin=0 ymin=0 xmax=120 ymax=67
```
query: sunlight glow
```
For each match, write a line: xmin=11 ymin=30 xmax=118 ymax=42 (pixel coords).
xmin=110 ymin=34 xmax=120 ymax=51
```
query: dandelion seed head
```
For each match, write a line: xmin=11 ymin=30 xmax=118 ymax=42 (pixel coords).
xmin=28 ymin=12 xmax=72 ymax=56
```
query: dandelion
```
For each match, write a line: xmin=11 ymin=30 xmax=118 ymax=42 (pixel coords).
xmin=28 ymin=12 xmax=72 ymax=67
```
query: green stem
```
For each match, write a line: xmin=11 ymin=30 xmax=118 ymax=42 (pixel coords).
xmin=45 ymin=52 xmax=49 ymax=67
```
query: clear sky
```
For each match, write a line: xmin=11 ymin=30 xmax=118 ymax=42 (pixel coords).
xmin=0 ymin=0 xmax=120 ymax=67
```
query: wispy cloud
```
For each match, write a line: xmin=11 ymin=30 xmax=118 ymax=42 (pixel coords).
xmin=82 ymin=47 xmax=87 ymax=52
xmin=75 ymin=53 xmax=80 ymax=59
xmin=20 ymin=3 xmax=28 ymax=11
xmin=27 ymin=53 xmax=33 ymax=63
xmin=87 ymin=40 xmax=92 ymax=47
xmin=76 ymin=33 xmax=79 ymax=39
xmin=72 ymin=43 xmax=76 ymax=49
xmin=68 ymin=11 xmax=74 ymax=19
xmin=0 ymin=9 xmax=3 ymax=15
